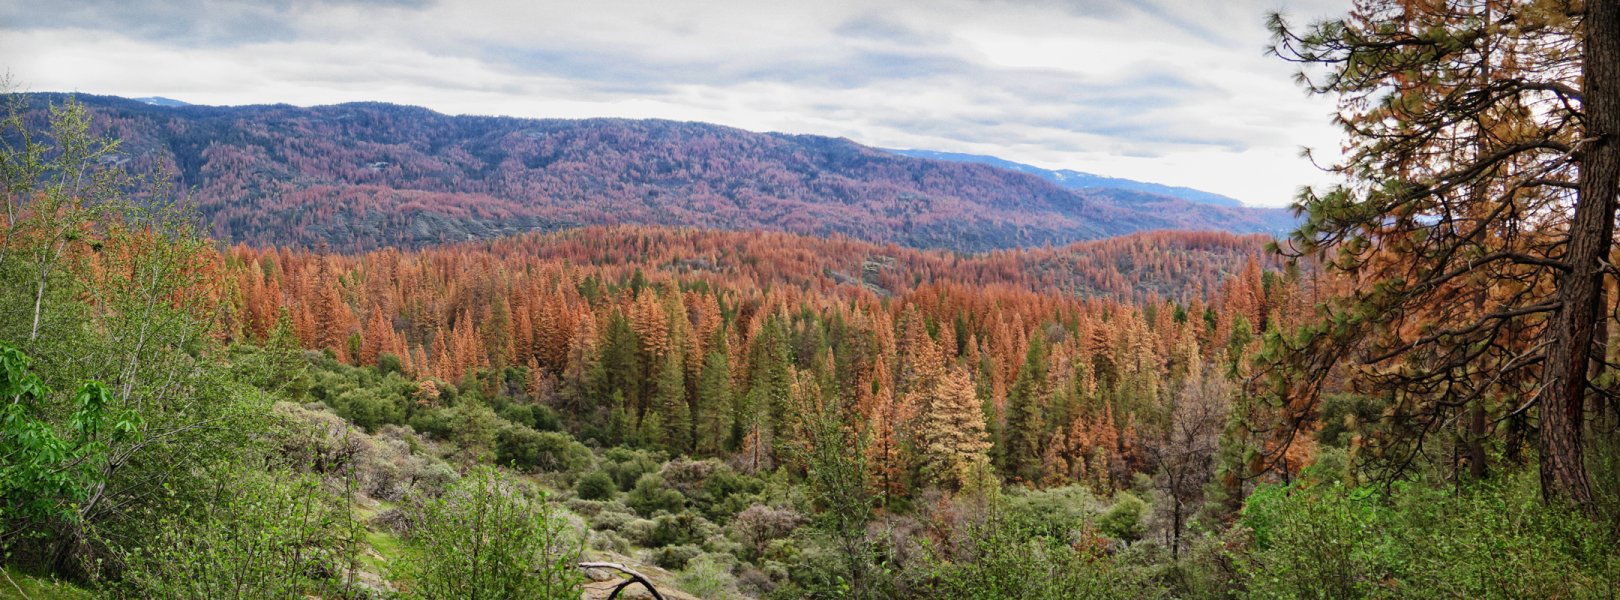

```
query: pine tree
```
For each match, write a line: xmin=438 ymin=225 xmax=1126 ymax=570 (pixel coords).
xmin=652 ymin=350 xmax=691 ymax=452
xmin=694 ymin=347 xmax=733 ymax=456
xmin=1268 ymin=0 xmax=1619 ymax=509
xmin=914 ymin=366 xmax=992 ymax=490
xmin=597 ymin=310 xmax=642 ymax=414
xmin=746 ymin=315 xmax=793 ymax=457
xmin=1001 ymin=334 xmax=1047 ymax=484
xmin=558 ymin=316 xmax=599 ymax=426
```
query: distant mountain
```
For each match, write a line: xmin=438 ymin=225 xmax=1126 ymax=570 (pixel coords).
xmin=22 ymin=93 xmax=1296 ymax=252
xmin=887 ymin=149 xmax=1247 ymax=208
xmin=132 ymin=96 xmax=192 ymax=107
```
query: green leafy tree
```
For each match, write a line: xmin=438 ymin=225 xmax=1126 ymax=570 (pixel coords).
xmin=0 ymin=92 xmax=262 ymax=575
xmin=794 ymin=374 xmax=880 ymax=599
xmin=118 ymin=466 xmax=361 ymax=599
xmin=396 ymin=467 xmax=583 ymax=599
xmin=744 ymin=316 xmax=792 ymax=457
xmin=0 ymin=343 xmax=137 ymax=547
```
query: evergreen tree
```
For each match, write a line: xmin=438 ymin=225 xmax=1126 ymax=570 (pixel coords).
xmin=596 ymin=311 xmax=642 ymax=415
xmin=914 ymin=366 xmax=993 ymax=490
xmin=1268 ymin=0 xmax=1619 ymax=510
xmin=694 ymin=347 xmax=733 ymax=456
xmin=652 ymin=350 xmax=691 ymax=452
xmin=1001 ymin=335 xmax=1048 ymax=484
xmin=746 ymin=316 xmax=793 ymax=457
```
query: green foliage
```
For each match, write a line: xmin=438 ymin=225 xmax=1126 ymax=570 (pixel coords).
xmin=601 ymin=446 xmax=665 ymax=491
xmin=0 ymin=94 xmax=268 ymax=577
xmin=0 ymin=567 xmax=93 ymax=599
xmin=395 ymin=467 xmax=584 ymax=599
xmin=1240 ymin=475 xmax=1620 ymax=599
xmin=495 ymin=426 xmax=592 ymax=474
xmin=646 ymin=511 xmax=716 ymax=548
xmin=1315 ymin=393 xmax=1380 ymax=449
xmin=653 ymin=351 xmax=691 ymax=452
xmin=1003 ymin=485 xmax=1098 ymax=539
xmin=795 ymin=384 xmax=881 ymax=599
xmin=1099 ymin=492 xmax=1147 ymax=543
xmin=447 ymin=400 xmax=502 ymax=461
xmin=116 ymin=466 xmax=361 ymax=599
xmin=694 ymin=349 xmax=733 ymax=456
xmin=651 ymin=543 xmax=704 ymax=570
xmin=677 ymin=553 xmax=741 ymax=600
xmin=0 ymin=343 xmax=137 ymax=532
xmin=576 ymin=471 xmax=618 ymax=501
xmin=406 ymin=407 xmax=454 ymax=439
xmin=331 ymin=386 xmax=404 ymax=431
xmin=657 ymin=457 xmax=765 ymax=521
xmin=627 ymin=473 xmax=687 ymax=516
xmin=909 ymin=519 xmax=1159 ymax=600
xmin=1001 ymin=335 xmax=1047 ymax=483
xmin=498 ymin=401 xmax=561 ymax=432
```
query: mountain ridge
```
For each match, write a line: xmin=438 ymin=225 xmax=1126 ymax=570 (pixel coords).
xmin=23 ymin=93 xmax=1296 ymax=252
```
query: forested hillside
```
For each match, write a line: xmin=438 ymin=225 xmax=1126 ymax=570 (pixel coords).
xmin=6 ymin=0 xmax=1620 ymax=597
xmin=4 ymin=99 xmax=1615 ymax=598
xmin=14 ymin=93 xmax=1295 ymax=252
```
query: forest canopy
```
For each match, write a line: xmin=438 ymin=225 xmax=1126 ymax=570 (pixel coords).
xmin=2 ymin=0 xmax=1620 ymax=597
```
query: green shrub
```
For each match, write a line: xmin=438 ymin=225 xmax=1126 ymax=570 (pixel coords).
xmin=117 ymin=466 xmax=361 ymax=599
xmin=647 ymin=511 xmax=717 ymax=548
xmin=659 ymin=458 xmax=764 ymax=520
xmin=1099 ymin=492 xmax=1147 ymax=543
xmin=907 ymin=519 xmax=1159 ymax=600
xmin=496 ymin=426 xmax=592 ymax=474
xmin=650 ymin=544 xmax=703 ymax=570
xmin=377 ymin=353 xmax=404 ymax=376
xmin=678 ymin=554 xmax=740 ymax=600
xmin=576 ymin=471 xmax=618 ymax=501
xmin=395 ymin=467 xmax=584 ymax=599
xmin=1004 ymin=485 xmax=1097 ymax=539
xmin=627 ymin=473 xmax=687 ymax=516
xmin=602 ymin=446 xmax=665 ymax=491
xmin=1239 ymin=474 xmax=1620 ymax=599
xmin=406 ymin=407 xmax=454 ymax=440
xmin=499 ymin=402 xmax=562 ymax=432
xmin=589 ymin=529 xmax=631 ymax=554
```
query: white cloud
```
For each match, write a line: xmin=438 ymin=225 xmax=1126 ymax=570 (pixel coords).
xmin=0 ymin=0 xmax=1351 ymax=206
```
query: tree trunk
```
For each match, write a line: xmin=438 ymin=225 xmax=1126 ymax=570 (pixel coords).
xmin=1171 ymin=497 xmax=1184 ymax=559
xmin=1540 ymin=0 xmax=1620 ymax=512
xmin=1468 ymin=402 xmax=1488 ymax=480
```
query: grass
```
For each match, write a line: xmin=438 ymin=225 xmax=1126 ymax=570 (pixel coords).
xmin=0 ymin=567 xmax=92 ymax=600
xmin=363 ymin=530 xmax=404 ymax=568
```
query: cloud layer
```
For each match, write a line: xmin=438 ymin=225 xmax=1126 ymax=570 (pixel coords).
xmin=0 ymin=0 xmax=1350 ymax=205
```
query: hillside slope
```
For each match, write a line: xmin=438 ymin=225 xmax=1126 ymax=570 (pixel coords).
xmin=29 ymin=94 xmax=1295 ymax=252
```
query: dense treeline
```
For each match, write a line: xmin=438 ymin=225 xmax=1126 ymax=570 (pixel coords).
xmin=212 ymin=224 xmax=1302 ymax=500
xmin=5 ymin=98 xmax=1618 ymax=600
xmin=9 ymin=0 xmax=1620 ymax=594
xmin=12 ymin=93 xmax=1295 ymax=252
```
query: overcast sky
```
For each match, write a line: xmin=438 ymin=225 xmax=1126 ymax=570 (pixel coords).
xmin=1 ymin=0 xmax=1350 ymax=206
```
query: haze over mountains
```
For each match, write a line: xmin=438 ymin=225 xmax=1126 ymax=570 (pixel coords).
xmin=886 ymin=149 xmax=1250 ymax=208
xmin=39 ymin=94 xmax=1296 ymax=252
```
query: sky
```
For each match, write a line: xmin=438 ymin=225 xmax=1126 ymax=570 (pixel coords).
xmin=0 ymin=0 xmax=1351 ymax=206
